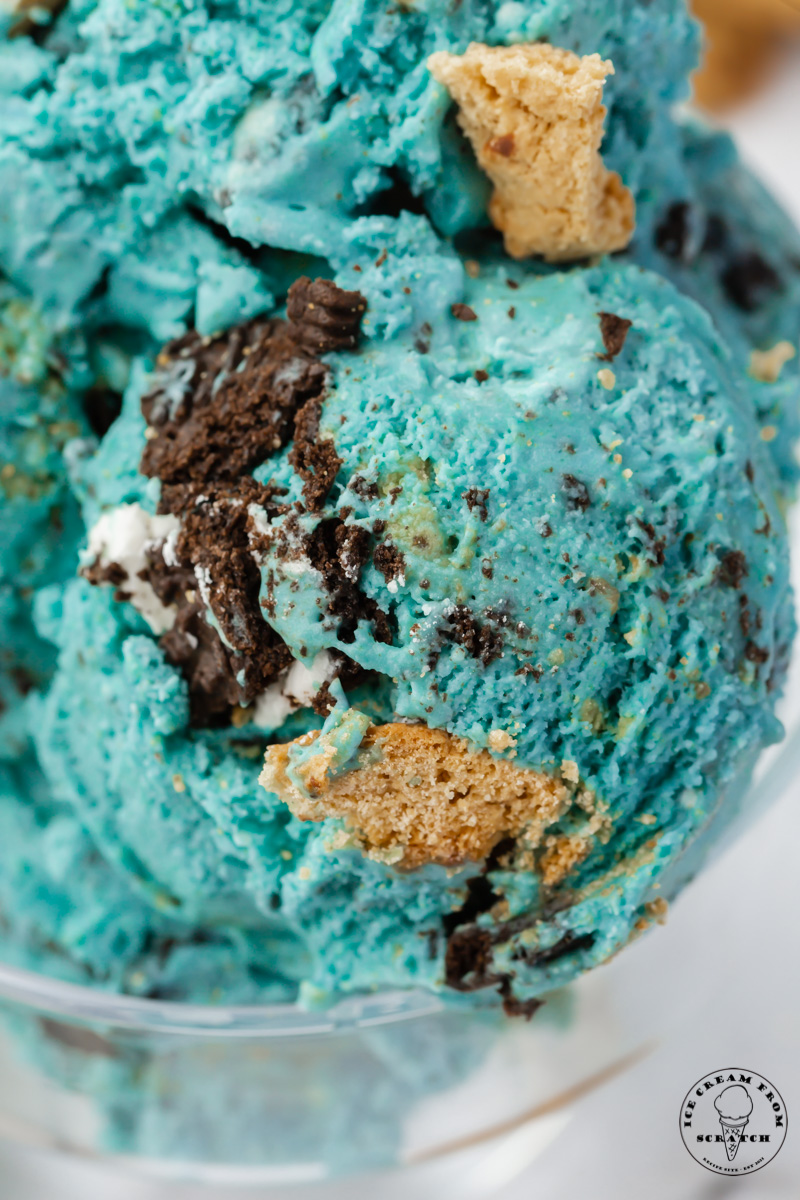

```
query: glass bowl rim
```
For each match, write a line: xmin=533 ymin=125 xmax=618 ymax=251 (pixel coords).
xmin=0 ymin=960 xmax=445 ymax=1037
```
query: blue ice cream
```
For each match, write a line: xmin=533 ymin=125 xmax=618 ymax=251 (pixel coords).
xmin=0 ymin=279 xmax=92 ymax=759
xmin=17 ymin=257 xmax=791 ymax=1011
xmin=0 ymin=0 xmax=797 ymax=1016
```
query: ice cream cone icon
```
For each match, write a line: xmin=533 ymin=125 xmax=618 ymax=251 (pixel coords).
xmin=715 ymin=1085 xmax=754 ymax=1162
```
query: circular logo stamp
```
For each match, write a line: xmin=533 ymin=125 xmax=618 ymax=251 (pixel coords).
xmin=680 ymin=1069 xmax=787 ymax=1176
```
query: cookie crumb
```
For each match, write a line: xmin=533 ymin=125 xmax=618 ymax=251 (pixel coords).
xmin=560 ymin=759 xmax=580 ymax=784
xmin=644 ymin=895 xmax=669 ymax=925
xmin=748 ymin=341 xmax=796 ymax=383
xmin=597 ymin=311 xmax=633 ymax=361
xmin=428 ymin=42 xmax=635 ymax=262
xmin=597 ymin=368 xmax=616 ymax=390
xmin=488 ymin=728 xmax=517 ymax=752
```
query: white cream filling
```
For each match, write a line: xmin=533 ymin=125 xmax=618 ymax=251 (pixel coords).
xmin=82 ymin=504 xmax=181 ymax=635
xmin=252 ymin=650 xmax=336 ymax=730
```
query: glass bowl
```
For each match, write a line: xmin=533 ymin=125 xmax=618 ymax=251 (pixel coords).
xmin=0 ymin=959 xmax=650 ymax=1193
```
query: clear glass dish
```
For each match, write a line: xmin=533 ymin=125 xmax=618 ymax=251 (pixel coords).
xmin=0 ymin=953 xmax=659 ymax=1194
xmin=1 ymin=530 xmax=798 ymax=1198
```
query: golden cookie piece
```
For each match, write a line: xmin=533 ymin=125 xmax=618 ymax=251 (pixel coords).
xmin=427 ymin=42 xmax=635 ymax=262
xmin=261 ymin=722 xmax=574 ymax=869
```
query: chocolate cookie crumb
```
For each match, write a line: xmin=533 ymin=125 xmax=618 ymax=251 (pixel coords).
xmin=518 ymin=929 xmax=596 ymax=967
xmin=286 ymin=277 xmax=367 ymax=353
xmin=498 ymin=980 xmax=543 ymax=1020
xmin=721 ymin=252 xmax=782 ymax=313
xmin=489 ymin=133 xmax=515 ymax=157
xmin=306 ymin=517 xmax=393 ymax=646
xmin=463 ymin=487 xmax=490 ymax=522
xmin=141 ymin=318 xmax=326 ymax=487
xmin=655 ymin=201 xmax=692 ymax=260
xmin=444 ymin=927 xmax=496 ymax=990
xmin=744 ymin=641 xmax=769 ymax=664
xmin=597 ymin=311 xmax=632 ymax=361
xmin=349 ymin=475 xmax=379 ymax=501
xmin=373 ymin=541 xmax=406 ymax=583
xmin=289 ymin=395 xmax=343 ymax=512
xmin=716 ymin=550 xmax=748 ymax=589
xmin=560 ymin=474 xmax=591 ymax=512
xmin=444 ymin=605 xmax=503 ymax=665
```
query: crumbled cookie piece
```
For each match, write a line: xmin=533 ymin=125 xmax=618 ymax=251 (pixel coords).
xmin=286 ymin=277 xmax=367 ymax=353
xmin=488 ymin=728 xmax=516 ymax=753
xmin=428 ymin=43 xmax=634 ymax=262
xmin=261 ymin=722 xmax=570 ymax=868
xmin=597 ymin=312 xmax=633 ymax=361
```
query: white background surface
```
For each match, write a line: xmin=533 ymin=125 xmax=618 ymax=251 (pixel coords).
xmin=2 ymin=42 xmax=800 ymax=1200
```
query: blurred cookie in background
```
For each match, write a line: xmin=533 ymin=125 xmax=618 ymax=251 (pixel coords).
xmin=692 ymin=0 xmax=800 ymax=112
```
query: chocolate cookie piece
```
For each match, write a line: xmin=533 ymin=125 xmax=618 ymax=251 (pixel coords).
xmin=87 ymin=277 xmax=369 ymax=726
xmin=286 ymin=277 xmax=367 ymax=353
xmin=140 ymin=319 xmax=327 ymax=487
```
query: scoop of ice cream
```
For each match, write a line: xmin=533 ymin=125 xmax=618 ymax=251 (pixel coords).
xmin=23 ymin=255 xmax=791 ymax=1010
xmin=715 ymin=1084 xmax=754 ymax=1122
xmin=0 ymin=1 xmax=798 ymax=1018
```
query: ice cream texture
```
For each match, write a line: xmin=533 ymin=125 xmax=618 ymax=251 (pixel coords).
xmin=0 ymin=0 xmax=797 ymax=1014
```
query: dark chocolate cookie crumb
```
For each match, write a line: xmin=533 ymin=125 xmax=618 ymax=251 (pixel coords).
xmin=597 ymin=311 xmax=632 ymax=361
xmin=635 ymin=519 xmax=666 ymax=567
xmin=8 ymin=0 xmax=67 ymax=42
xmin=516 ymin=929 xmax=596 ymax=968
xmin=444 ymin=926 xmax=497 ymax=990
xmin=654 ymin=201 xmax=692 ymax=261
xmin=744 ymin=641 xmax=769 ymax=665
xmin=373 ymin=541 xmax=406 ymax=583
xmin=721 ymin=252 xmax=782 ymax=313
xmin=489 ymin=133 xmax=515 ymax=157
xmin=144 ymin=481 xmax=294 ymax=725
xmin=84 ymin=386 xmax=123 ymax=438
xmin=289 ymin=395 xmax=343 ymax=512
xmin=498 ymin=980 xmax=543 ymax=1021
xmin=716 ymin=550 xmax=748 ymax=589
xmin=305 ymin=517 xmax=393 ymax=646
xmin=560 ymin=474 xmax=591 ymax=512
xmin=443 ymin=605 xmax=503 ymax=666
xmin=81 ymin=558 xmax=129 ymax=596
xmin=286 ymin=277 xmax=367 ymax=353
xmin=349 ymin=475 xmax=379 ymax=501
xmin=462 ymin=487 xmax=490 ymax=522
